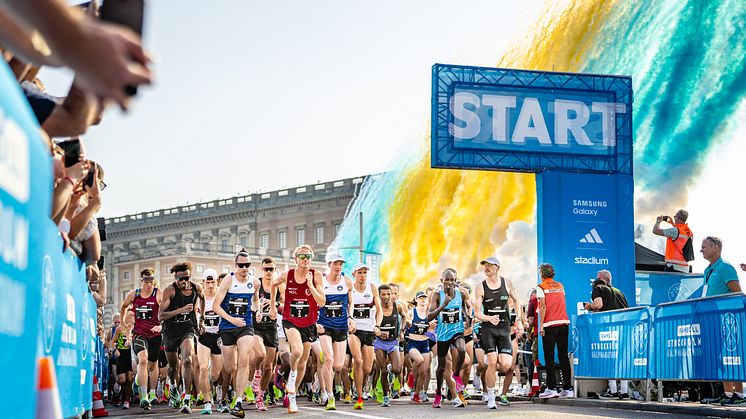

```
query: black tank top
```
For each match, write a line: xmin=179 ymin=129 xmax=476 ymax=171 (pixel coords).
xmin=255 ymin=281 xmax=279 ymax=328
xmin=164 ymin=282 xmax=197 ymax=335
xmin=482 ymin=277 xmax=510 ymax=328
xmin=379 ymin=305 xmax=400 ymax=341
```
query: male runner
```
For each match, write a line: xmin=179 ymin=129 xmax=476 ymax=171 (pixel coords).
xmin=120 ymin=268 xmax=163 ymax=411
xmin=253 ymin=257 xmax=282 ymax=411
xmin=373 ymin=284 xmax=409 ymax=407
xmin=270 ymin=245 xmax=326 ymax=414
xmin=347 ymin=262 xmax=382 ymax=410
xmin=196 ymin=268 xmax=222 ymax=415
xmin=213 ymin=250 xmax=261 ymax=417
xmin=428 ymin=268 xmax=471 ymax=408
xmin=316 ymin=253 xmax=353 ymax=411
xmin=159 ymin=262 xmax=205 ymax=414
xmin=473 ymin=257 xmax=523 ymax=408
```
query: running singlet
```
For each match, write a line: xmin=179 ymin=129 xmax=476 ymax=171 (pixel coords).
xmin=116 ymin=329 xmax=130 ymax=350
xmin=351 ymin=283 xmax=376 ymax=332
xmin=203 ymin=297 xmax=220 ymax=334
xmin=283 ymin=269 xmax=319 ymax=328
xmin=407 ymin=307 xmax=429 ymax=336
xmin=163 ymin=282 xmax=198 ymax=335
xmin=255 ymin=281 xmax=279 ymax=328
xmin=318 ymin=275 xmax=349 ymax=330
xmin=379 ymin=306 xmax=400 ymax=341
xmin=482 ymin=278 xmax=510 ymax=329
xmin=219 ymin=274 xmax=255 ymax=331
xmin=132 ymin=288 xmax=160 ymax=338
xmin=435 ymin=287 xmax=464 ymax=341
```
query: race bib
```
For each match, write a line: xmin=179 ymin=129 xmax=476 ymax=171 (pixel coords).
xmin=412 ymin=321 xmax=428 ymax=335
xmin=324 ymin=301 xmax=344 ymax=318
xmin=175 ymin=311 xmax=191 ymax=323
xmin=135 ymin=306 xmax=153 ymax=320
xmin=441 ymin=308 xmax=459 ymax=324
xmin=289 ymin=300 xmax=310 ymax=318
xmin=352 ymin=303 xmax=371 ymax=319
xmin=227 ymin=297 xmax=249 ymax=316
xmin=204 ymin=311 xmax=220 ymax=327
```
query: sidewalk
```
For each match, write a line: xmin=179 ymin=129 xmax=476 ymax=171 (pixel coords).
xmin=532 ymin=396 xmax=746 ymax=418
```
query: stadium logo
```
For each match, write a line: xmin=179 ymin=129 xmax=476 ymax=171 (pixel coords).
xmin=722 ymin=313 xmax=739 ymax=352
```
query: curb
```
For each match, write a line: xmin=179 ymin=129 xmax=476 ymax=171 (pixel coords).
xmin=532 ymin=397 xmax=746 ymax=418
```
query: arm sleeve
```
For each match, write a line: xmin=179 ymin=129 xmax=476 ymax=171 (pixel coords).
xmin=662 ymin=227 xmax=679 ymax=239
xmin=591 ymin=286 xmax=603 ymax=301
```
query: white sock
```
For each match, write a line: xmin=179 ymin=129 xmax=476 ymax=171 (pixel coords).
xmin=287 ymin=370 xmax=297 ymax=391
xmin=608 ymin=380 xmax=618 ymax=394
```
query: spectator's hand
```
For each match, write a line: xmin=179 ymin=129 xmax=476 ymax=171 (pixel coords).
xmin=60 ymin=231 xmax=70 ymax=252
xmin=64 ymin=160 xmax=89 ymax=184
xmin=86 ymin=168 xmax=102 ymax=205
xmin=740 ymin=263 xmax=746 ymax=272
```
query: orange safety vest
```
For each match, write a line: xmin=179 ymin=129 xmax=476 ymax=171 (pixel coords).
xmin=664 ymin=223 xmax=692 ymax=267
xmin=537 ymin=278 xmax=570 ymax=328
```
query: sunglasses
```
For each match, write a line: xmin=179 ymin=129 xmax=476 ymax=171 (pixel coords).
xmin=236 ymin=262 xmax=251 ymax=268
xmin=263 ymin=267 xmax=275 ymax=272
xmin=296 ymin=254 xmax=313 ymax=260
xmin=177 ymin=276 xmax=190 ymax=282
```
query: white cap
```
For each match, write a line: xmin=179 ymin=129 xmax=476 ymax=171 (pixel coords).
xmin=352 ymin=262 xmax=369 ymax=272
xmin=203 ymin=268 xmax=218 ymax=280
xmin=480 ymin=256 xmax=501 ymax=266
xmin=326 ymin=253 xmax=346 ymax=264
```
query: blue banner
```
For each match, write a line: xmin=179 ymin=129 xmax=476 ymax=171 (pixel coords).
xmin=81 ymin=292 xmax=97 ymax=410
xmin=0 ymin=62 xmax=51 ymax=419
xmin=653 ymin=294 xmax=746 ymax=381
xmin=575 ymin=307 xmax=652 ymax=379
xmin=635 ymin=271 xmax=704 ymax=306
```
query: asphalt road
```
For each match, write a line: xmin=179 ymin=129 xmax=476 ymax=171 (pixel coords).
xmin=103 ymin=397 xmax=706 ymax=418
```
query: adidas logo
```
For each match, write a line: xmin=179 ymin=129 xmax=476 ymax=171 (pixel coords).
xmin=579 ymin=228 xmax=603 ymax=244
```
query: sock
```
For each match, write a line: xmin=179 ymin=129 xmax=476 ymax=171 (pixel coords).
xmin=287 ymin=370 xmax=297 ymax=392
xmin=726 ymin=391 xmax=734 ymax=397
xmin=488 ymin=388 xmax=495 ymax=398
xmin=139 ymin=385 xmax=147 ymax=397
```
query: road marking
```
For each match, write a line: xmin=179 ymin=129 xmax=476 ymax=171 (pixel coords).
xmin=303 ymin=406 xmax=389 ymax=419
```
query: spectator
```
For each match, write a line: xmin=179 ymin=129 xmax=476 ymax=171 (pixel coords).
xmin=584 ymin=270 xmax=630 ymax=399
xmin=700 ymin=236 xmax=743 ymax=405
xmin=537 ymin=263 xmax=573 ymax=399
xmin=652 ymin=209 xmax=693 ymax=273
xmin=63 ymin=161 xmax=105 ymax=265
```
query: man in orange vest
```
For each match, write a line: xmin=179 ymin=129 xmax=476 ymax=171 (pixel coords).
xmin=536 ymin=263 xmax=572 ymax=399
xmin=652 ymin=209 xmax=693 ymax=273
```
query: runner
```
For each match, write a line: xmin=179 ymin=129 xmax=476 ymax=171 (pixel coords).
xmin=373 ymin=284 xmax=409 ymax=407
xmin=109 ymin=311 xmax=135 ymax=409
xmin=316 ymin=253 xmax=352 ymax=411
xmin=119 ymin=268 xmax=163 ymax=411
xmin=253 ymin=257 xmax=282 ymax=412
xmin=473 ymin=256 xmax=523 ymax=408
xmin=212 ymin=249 xmax=261 ymax=417
xmin=405 ymin=291 xmax=433 ymax=403
xmin=270 ymin=245 xmax=325 ymax=414
xmin=347 ymin=262 xmax=382 ymax=410
xmin=196 ymin=268 xmax=222 ymax=415
xmin=159 ymin=262 xmax=206 ymax=414
xmin=427 ymin=268 xmax=471 ymax=408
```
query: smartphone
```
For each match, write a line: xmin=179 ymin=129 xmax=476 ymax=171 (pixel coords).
xmin=83 ymin=166 xmax=96 ymax=189
xmin=57 ymin=139 xmax=81 ymax=168
xmin=100 ymin=0 xmax=145 ymax=96
xmin=97 ymin=255 xmax=105 ymax=270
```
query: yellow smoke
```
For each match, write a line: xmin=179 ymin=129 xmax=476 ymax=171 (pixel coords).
xmin=380 ymin=0 xmax=620 ymax=297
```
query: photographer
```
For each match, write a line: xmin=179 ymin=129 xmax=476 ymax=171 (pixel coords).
xmin=652 ymin=209 xmax=694 ymax=273
xmin=62 ymin=161 xmax=105 ymax=266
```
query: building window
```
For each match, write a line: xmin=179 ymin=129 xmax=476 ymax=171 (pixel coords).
xmin=239 ymin=234 xmax=248 ymax=247
xmin=334 ymin=222 xmax=341 ymax=238
xmin=296 ymin=228 xmax=305 ymax=247
xmin=221 ymin=239 xmax=229 ymax=248
xmin=123 ymin=271 xmax=130 ymax=280
xmin=278 ymin=231 xmax=286 ymax=249
xmin=196 ymin=264 xmax=204 ymax=274
xmin=315 ymin=225 xmax=324 ymax=245
xmin=260 ymin=233 xmax=269 ymax=248
xmin=223 ymin=266 xmax=230 ymax=274
xmin=165 ymin=266 xmax=171 ymax=275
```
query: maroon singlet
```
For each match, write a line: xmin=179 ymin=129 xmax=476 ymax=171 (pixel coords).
xmin=282 ymin=269 xmax=319 ymax=328
xmin=132 ymin=288 xmax=160 ymax=338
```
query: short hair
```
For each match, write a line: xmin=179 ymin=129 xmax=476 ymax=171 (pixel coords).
xmin=676 ymin=209 xmax=689 ymax=222
xmin=170 ymin=262 xmax=192 ymax=274
xmin=235 ymin=248 xmax=250 ymax=263
xmin=262 ymin=256 xmax=276 ymax=265
xmin=293 ymin=245 xmax=314 ymax=258
xmin=539 ymin=263 xmax=555 ymax=279
xmin=140 ymin=267 xmax=155 ymax=278
xmin=378 ymin=284 xmax=391 ymax=293
xmin=705 ymin=236 xmax=723 ymax=250
xmin=388 ymin=283 xmax=399 ymax=290
xmin=442 ymin=268 xmax=457 ymax=277
xmin=597 ymin=270 xmax=612 ymax=284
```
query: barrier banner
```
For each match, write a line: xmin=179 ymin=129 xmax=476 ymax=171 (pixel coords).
xmin=0 ymin=63 xmax=52 ymax=418
xmin=81 ymin=293 xmax=97 ymax=411
xmin=653 ymin=293 xmax=746 ymax=381
xmin=635 ymin=271 xmax=704 ymax=306
xmin=575 ymin=306 xmax=652 ymax=379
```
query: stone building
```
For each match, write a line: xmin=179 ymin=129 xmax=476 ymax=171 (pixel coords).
xmin=102 ymin=176 xmax=363 ymax=321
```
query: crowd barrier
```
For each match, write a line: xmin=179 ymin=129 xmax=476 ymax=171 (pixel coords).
xmin=0 ymin=63 xmax=97 ymax=418
xmin=635 ymin=271 xmax=704 ymax=306
xmin=576 ymin=293 xmax=746 ymax=384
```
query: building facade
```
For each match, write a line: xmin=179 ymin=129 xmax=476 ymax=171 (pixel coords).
xmin=102 ymin=176 xmax=363 ymax=321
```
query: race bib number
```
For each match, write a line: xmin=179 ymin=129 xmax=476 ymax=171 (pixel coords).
xmin=441 ymin=308 xmax=459 ymax=324
xmin=227 ymin=297 xmax=249 ymax=316
xmin=412 ymin=321 xmax=428 ymax=335
xmin=175 ymin=311 xmax=191 ymax=323
xmin=135 ymin=306 xmax=153 ymax=320
xmin=353 ymin=303 xmax=371 ymax=319
xmin=380 ymin=323 xmax=396 ymax=334
xmin=324 ymin=301 xmax=344 ymax=318
xmin=289 ymin=300 xmax=310 ymax=318
xmin=204 ymin=311 xmax=220 ymax=327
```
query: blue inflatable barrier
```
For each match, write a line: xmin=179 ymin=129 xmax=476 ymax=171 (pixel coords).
xmin=653 ymin=293 xmax=746 ymax=381
xmin=576 ymin=306 xmax=653 ymax=379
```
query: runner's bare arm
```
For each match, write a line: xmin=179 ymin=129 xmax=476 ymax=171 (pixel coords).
xmin=308 ymin=270 xmax=326 ymax=306
xmin=426 ymin=291 xmax=442 ymax=321
xmin=158 ymin=286 xmax=188 ymax=321
xmin=269 ymin=271 xmax=287 ymax=318
xmin=119 ymin=290 xmax=134 ymax=322
xmin=211 ymin=274 xmax=232 ymax=321
xmin=252 ymin=277 xmax=261 ymax=312
xmin=506 ymin=278 xmax=524 ymax=329
xmin=398 ymin=301 xmax=411 ymax=328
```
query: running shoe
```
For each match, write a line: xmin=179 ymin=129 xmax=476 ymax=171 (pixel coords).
xmin=412 ymin=392 xmax=421 ymax=403
xmin=539 ymin=388 xmax=559 ymax=399
xmin=230 ymin=400 xmax=245 ymax=418
xmin=598 ymin=389 xmax=619 ymax=399
xmin=499 ymin=394 xmax=510 ymax=406
xmin=558 ymin=388 xmax=574 ymax=399
xmin=353 ymin=398 xmax=364 ymax=410
xmin=721 ymin=393 xmax=745 ymax=405
xmin=283 ymin=394 xmax=289 ymax=408
xmin=245 ymin=387 xmax=255 ymax=404
xmin=218 ymin=399 xmax=230 ymax=413
xmin=432 ymin=394 xmax=442 ymax=408
xmin=288 ymin=393 xmax=299 ymax=414
xmin=382 ymin=396 xmax=390 ymax=407
xmin=325 ymin=397 xmax=336 ymax=410
xmin=180 ymin=398 xmax=192 ymax=414
xmin=170 ymin=387 xmax=182 ymax=408
xmin=256 ymin=397 xmax=268 ymax=412
xmin=140 ymin=398 xmax=151 ymax=411
xmin=452 ymin=397 xmax=464 ymax=408
xmin=619 ymin=393 xmax=630 ymax=400
xmin=122 ymin=401 xmax=130 ymax=410
xmin=457 ymin=391 xmax=469 ymax=406
xmin=343 ymin=394 xmax=352 ymax=404
xmin=420 ymin=390 xmax=429 ymax=402
xmin=486 ymin=395 xmax=496 ymax=409
xmin=201 ymin=401 xmax=212 ymax=415
xmin=452 ymin=373 xmax=466 ymax=393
